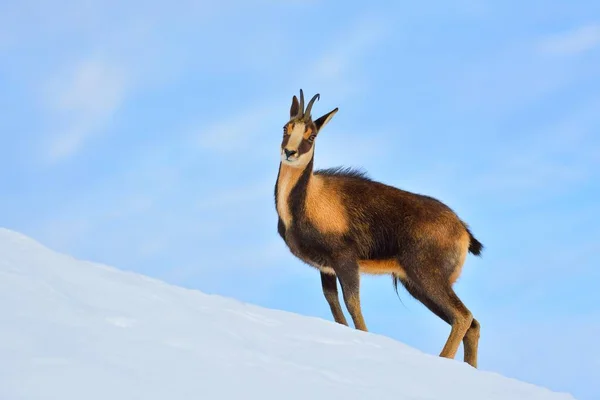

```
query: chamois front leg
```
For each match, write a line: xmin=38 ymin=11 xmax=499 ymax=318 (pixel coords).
xmin=334 ymin=258 xmax=368 ymax=331
xmin=320 ymin=272 xmax=349 ymax=326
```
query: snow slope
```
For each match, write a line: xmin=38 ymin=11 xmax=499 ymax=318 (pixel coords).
xmin=0 ymin=227 xmax=576 ymax=400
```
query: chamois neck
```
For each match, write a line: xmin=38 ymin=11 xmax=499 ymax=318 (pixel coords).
xmin=275 ymin=155 xmax=315 ymax=227
xmin=276 ymin=156 xmax=315 ymax=199
xmin=279 ymin=158 xmax=314 ymax=179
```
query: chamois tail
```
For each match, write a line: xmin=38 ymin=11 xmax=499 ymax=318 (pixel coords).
xmin=465 ymin=226 xmax=483 ymax=256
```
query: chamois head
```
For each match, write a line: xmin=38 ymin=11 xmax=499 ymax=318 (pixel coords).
xmin=280 ymin=89 xmax=338 ymax=167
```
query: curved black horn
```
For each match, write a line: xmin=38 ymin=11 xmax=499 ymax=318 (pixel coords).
xmin=298 ymin=89 xmax=305 ymax=118
xmin=304 ymin=93 xmax=320 ymax=120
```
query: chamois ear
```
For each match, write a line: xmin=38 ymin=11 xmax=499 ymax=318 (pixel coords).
xmin=290 ymin=95 xmax=300 ymax=118
xmin=314 ymin=108 xmax=338 ymax=132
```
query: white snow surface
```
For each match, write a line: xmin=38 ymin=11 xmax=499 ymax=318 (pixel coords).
xmin=0 ymin=228 xmax=576 ymax=400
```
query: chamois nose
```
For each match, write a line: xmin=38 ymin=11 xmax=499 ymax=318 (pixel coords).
xmin=284 ymin=148 xmax=297 ymax=158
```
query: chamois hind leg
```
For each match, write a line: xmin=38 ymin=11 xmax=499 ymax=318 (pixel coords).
xmin=320 ymin=271 xmax=349 ymax=326
xmin=405 ymin=280 xmax=480 ymax=367
xmin=463 ymin=318 xmax=480 ymax=368
xmin=403 ymin=273 xmax=474 ymax=365
xmin=334 ymin=259 xmax=368 ymax=331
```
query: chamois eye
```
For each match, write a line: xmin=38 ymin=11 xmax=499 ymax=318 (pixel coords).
xmin=308 ymin=134 xmax=316 ymax=143
xmin=283 ymin=126 xmax=288 ymax=135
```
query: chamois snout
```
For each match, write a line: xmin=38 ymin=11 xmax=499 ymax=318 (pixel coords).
xmin=280 ymin=146 xmax=303 ymax=166
xmin=284 ymin=148 xmax=297 ymax=159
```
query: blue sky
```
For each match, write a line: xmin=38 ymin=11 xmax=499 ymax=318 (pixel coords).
xmin=1 ymin=0 xmax=599 ymax=398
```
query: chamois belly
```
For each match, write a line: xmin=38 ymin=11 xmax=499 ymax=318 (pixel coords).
xmin=282 ymin=224 xmax=407 ymax=279
xmin=358 ymin=259 xmax=407 ymax=279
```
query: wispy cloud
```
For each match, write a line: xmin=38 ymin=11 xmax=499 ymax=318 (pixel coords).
xmin=308 ymin=14 xmax=390 ymax=95
xmin=413 ymin=96 xmax=600 ymax=207
xmin=470 ymin=97 xmax=600 ymax=199
xmin=539 ymin=24 xmax=600 ymax=56
xmin=44 ymin=59 xmax=128 ymax=162
xmin=16 ymin=1 xmax=244 ymax=164
xmin=194 ymin=14 xmax=389 ymax=157
xmin=195 ymin=179 xmax=274 ymax=210
xmin=196 ymin=103 xmax=278 ymax=154
xmin=450 ymin=23 xmax=600 ymax=120
xmin=451 ymin=46 xmax=573 ymax=117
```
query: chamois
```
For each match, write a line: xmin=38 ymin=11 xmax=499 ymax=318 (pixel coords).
xmin=274 ymin=90 xmax=484 ymax=368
